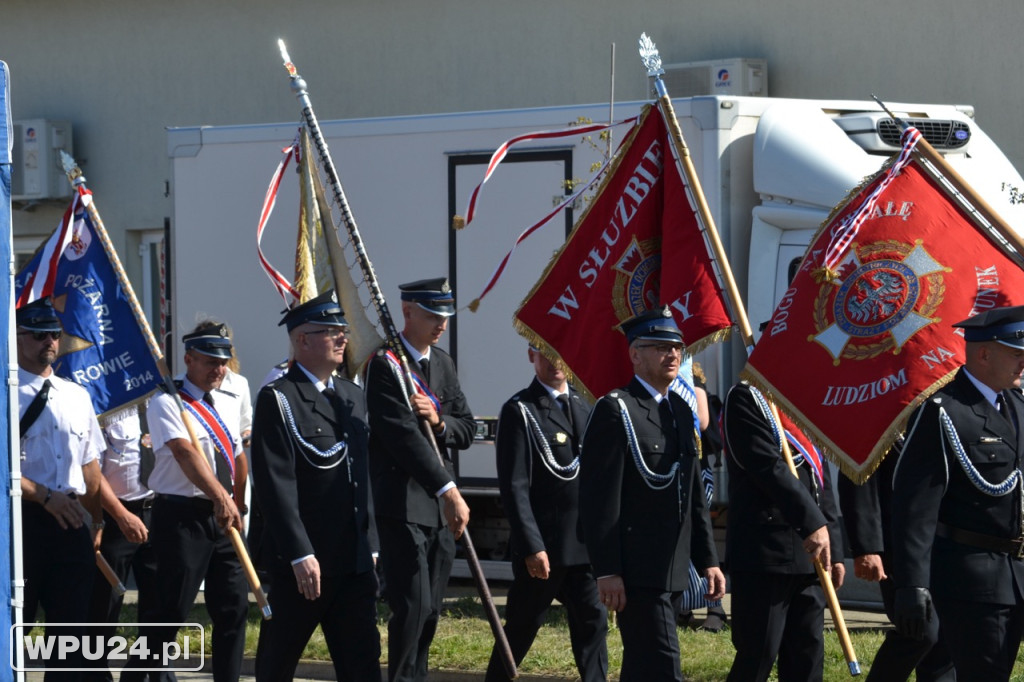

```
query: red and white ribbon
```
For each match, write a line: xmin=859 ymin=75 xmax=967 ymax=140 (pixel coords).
xmin=822 ymin=126 xmax=922 ymax=273
xmin=459 ymin=116 xmax=639 ymax=229
xmin=468 ymin=151 xmax=616 ymax=310
xmin=17 ymin=186 xmax=90 ymax=308
xmin=256 ymin=133 xmax=301 ymax=304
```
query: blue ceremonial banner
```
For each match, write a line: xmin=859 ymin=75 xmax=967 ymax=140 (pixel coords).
xmin=15 ymin=196 xmax=161 ymax=416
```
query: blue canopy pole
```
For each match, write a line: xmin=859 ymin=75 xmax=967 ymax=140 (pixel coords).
xmin=1 ymin=59 xmax=18 ymax=682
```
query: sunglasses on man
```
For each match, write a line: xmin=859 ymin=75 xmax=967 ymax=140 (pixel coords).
xmin=18 ymin=330 xmax=62 ymax=341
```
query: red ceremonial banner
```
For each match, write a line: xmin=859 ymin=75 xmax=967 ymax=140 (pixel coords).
xmin=743 ymin=150 xmax=1024 ymax=482
xmin=514 ymin=103 xmax=732 ymax=401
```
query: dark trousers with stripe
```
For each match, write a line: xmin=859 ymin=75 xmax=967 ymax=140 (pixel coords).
xmin=484 ymin=563 xmax=607 ymax=682
xmin=377 ymin=517 xmax=455 ymax=682
xmin=727 ymin=571 xmax=825 ymax=682
xmin=256 ymin=567 xmax=382 ymax=681
xmin=22 ymin=501 xmax=95 ymax=681
xmin=123 ymin=495 xmax=248 ymax=682
xmin=617 ymin=587 xmax=685 ymax=682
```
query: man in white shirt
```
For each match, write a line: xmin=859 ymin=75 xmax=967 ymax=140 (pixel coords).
xmin=17 ymin=296 xmax=105 ymax=680
xmin=125 ymin=321 xmax=247 ymax=682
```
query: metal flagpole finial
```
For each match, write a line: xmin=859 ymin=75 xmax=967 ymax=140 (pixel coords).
xmin=59 ymin=150 xmax=85 ymax=185
xmin=871 ymin=93 xmax=908 ymax=130
xmin=278 ymin=39 xmax=306 ymax=94
xmin=638 ymin=33 xmax=664 ymax=78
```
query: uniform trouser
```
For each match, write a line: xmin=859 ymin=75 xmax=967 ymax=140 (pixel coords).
xmin=616 ymin=586 xmax=684 ymax=682
xmin=867 ymin=576 xmax=954 ymax=682
xmin=484 ymin=562 xmax=608 ymax=682
xmin=22 ymin=501 xmax=95 ymax=681
xmin=123 ymin=496 xmax=248 ymax=682
xmin=82 ymin=503 xmax=159 ymax=682
xmin=727 ymin=571 xmax=825 ymax=682
xmin=377 ymin=517 xmax=455 ymax=682
xmin=255 ymin=566 xmax=382 ymax=682
xmin=933 ymin=592 xmax=1024 ymax=682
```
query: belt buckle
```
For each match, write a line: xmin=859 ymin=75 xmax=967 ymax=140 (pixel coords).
xmin=1015 ymin=538 xmax=1024 ymax=559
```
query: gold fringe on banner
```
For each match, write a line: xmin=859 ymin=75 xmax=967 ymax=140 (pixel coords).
xmin=738 ymin=364 xmax=959 ymax=485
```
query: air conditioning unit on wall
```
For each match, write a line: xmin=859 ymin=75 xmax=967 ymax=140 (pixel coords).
xmin=650 ymin=57 xmax=768 ymax=98
xmin=12 ymin=119 xmax=73 ymax=201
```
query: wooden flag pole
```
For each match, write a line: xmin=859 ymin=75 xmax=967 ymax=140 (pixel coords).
xmin=59 ymin=152 xmax=272 ymax=621
xmin=95 ymin=550 xmax=127 ymax=596
xmin=278 ymin=41 xmax=517 ymax=678
xmin=638 ymin=33 xmax=861 ymax=676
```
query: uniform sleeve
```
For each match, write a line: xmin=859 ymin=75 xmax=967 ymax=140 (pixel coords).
xmin=496 ymin=399 xmax=544 ymax=558
xmin=365 ymin=353 xmax=453 ymax=495
xmin=435 ymin=356 xmax=477 ymax=451
xmin=723 ymin=384 xmax=828 ymax=538
xmin=579 ymin=396 xmax=625 ymax=577
xmin=249 ymin=386 xmax=313 ymax=562
xmin=891 ymin=401 xmax=946 ymax=590
xmin=837 ymin=468 xmax=884 ymax=557
xmin=820 ymin=462 xmax=845 ymax=564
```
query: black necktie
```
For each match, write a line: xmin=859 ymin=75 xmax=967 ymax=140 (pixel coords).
xmin=997 ymin=393 xmax=1016 ymax=432
xmin=419 ymin=357 xmax=430 ymax=384
xmin=204 ymin=392 xmax=233 ymax=493
xmin=556 ymin=393 xmax=574 ymax=431
xmin=659 ymin=397 xmax=679 ymax=456
xmin=323 ymin=385 xmax=338 ymax=400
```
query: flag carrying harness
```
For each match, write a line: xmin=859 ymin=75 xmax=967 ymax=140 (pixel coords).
xmin=747 ymin=385 xmax=825 ymax=489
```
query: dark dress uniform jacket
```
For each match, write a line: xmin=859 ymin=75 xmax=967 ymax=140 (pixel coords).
xmin=366 ymin=345 xmax=477 ymax=527
xmin=250 ymin=366 xmax=376 ymax=576
xmin=497 ymin=378 xmax=591 ymax=567
xmin=580 ymin=378 xmax=718 ymax=591
xmin=723 ymin=383 xmax=843 ymax=574
xmin=892 ymin=368 xmax=1024 ymax=605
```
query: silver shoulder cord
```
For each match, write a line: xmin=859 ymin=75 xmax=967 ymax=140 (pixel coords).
xmin=616 ymin=398 xmax=679 ymax=490
xmin=517 ymin=401 xmax=579 ymax=481
xmin=273 ymin=389 xmax=349 ymax=473
xmin=938 ymin=406 xmax=1021 ymax=498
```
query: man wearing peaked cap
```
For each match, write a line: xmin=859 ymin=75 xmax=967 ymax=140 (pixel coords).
xmin=398 ymin=277 xmax=456 ymax=317
xmin=250 ymin=289 xmax=381 ymax=680
xmin=365 ymin=277 xmax=476 ymax=682
xmin=580 ymin=306 xmax=724 ymax=681
xmin=891 ymin=304 xmax=1024 ymax=681
xmin=16 ymin=296 xmax=106 ymax=678
xmin=125 ymin=319 xmax=247 ymax=682
xmin=484 ymin=344 xmax=607 ymax=681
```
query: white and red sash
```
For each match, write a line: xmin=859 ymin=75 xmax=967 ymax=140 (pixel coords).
xmin=382 ymin=349 xmax=441 ymax=415
xmin=179 ymin=388 xmax=236 ymax=480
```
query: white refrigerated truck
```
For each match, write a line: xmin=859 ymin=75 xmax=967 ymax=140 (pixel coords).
xmin=167 ymin=95 xmax=1024 ymax=580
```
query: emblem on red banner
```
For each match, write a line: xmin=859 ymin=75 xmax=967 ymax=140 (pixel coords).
xmin=812 ymin=240 xmax=947 ymax=363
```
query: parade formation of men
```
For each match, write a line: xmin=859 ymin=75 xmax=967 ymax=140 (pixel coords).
xmin=17 ymin=272 xmax=1024 ymax=681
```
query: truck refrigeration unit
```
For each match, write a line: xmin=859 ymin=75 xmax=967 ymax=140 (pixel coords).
xmin=167 ymin=96 xmax=1024 ymax=580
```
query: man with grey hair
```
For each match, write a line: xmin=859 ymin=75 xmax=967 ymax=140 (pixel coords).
xmin=251 ymin=290 xmax=381 ymax=681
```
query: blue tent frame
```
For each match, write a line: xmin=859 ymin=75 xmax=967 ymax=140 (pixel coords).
xmin=2 ymin=60 xmax=16 ymax=682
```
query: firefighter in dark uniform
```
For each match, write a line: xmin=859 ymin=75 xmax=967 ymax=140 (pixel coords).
xmin=722 ymin=379 xmax=845 ymax=682
xmin=580 ymin=306 xmax=724 ymax=682
xmin=892 ymin=305 xmax=1024 ymax=682
xmin=364 ymin=277 xmax=477 ymax=682
xmin=484 ymin=345 xmax=607 ymax=682
xmin=838 ymin=444 xmax=955 ymax=681
xmin=250 ymin=290 xmax=381 ymax=681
